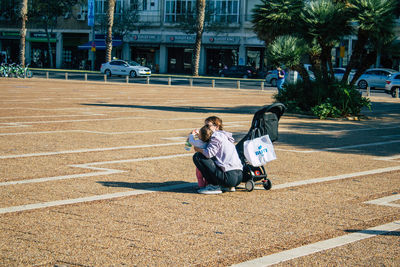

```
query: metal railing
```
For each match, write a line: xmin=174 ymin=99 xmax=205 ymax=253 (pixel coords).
xmin=16 ymin=68 xmax=273 ymax=91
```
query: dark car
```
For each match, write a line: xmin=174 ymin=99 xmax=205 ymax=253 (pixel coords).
xmin=219 ymin=65 xmax=257 ymax=79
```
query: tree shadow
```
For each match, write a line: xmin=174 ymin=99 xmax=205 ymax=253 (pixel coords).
xmin=344 ymin=229 xmax=400 ymax=237
xmin=271 ymin=100 xmax=400 ymax=157
xmin=97 ymin=180 xmax=198 ymax=194
xmin=82 ymin=100 xmax=400 ymax=158
xmin=81 ymin=103 xmax=262 ymax=114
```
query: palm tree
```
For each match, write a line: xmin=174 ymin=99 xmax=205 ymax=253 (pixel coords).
xmin=268 ymin=35 xmax=311 ymax=88
xmin=253 ymin=0 xmax=351 ymax=84
xmin=192 ymin=0 xmax=206 ymax=76
xmin=105 ymin=0 xmax=116 ymax=63
xmin=19 ymin=0 xmax=28 ymax=67
xmin=343 ymin=0 xmax=397 ymax=85
xmin=252 ymin=0 xmax=303 ymax=46
xmin=300 ymin=0 xmax=352 ymax=80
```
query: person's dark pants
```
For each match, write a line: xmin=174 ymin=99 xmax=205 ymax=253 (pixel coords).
xmin=193 ymin=152 xmax=242 ymax=188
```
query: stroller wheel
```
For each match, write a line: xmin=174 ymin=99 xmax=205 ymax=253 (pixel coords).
xmin=263 ymin=179 xmax=272 ymax=190
xmin=245 ymin=180 xmax=255 ymax=192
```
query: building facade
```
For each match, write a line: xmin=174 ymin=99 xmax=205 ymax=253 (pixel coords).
xmin=0 ymin=0 xmax=399 ymax=74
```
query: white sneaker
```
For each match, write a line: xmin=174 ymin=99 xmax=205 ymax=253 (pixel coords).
xmin=222 ymin=187 xmax=236 ymax=192
xmin=197 ymin=185 xmax=222 ymax=194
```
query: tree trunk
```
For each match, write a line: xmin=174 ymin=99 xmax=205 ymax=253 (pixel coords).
xmin=342 ymin=29 xmax=368 ymax=84
xmin=293 ymin=64 xmax=312 ymax=90
xmin=45 ymin=26 xmax=54 ymax=68
xmin=19 ymin=0 xmax=28 ymax=67
xmin=350 ymin=50 xmax=378 ymax=85
xmin=106 ymin=0 xmax=116 ymax=63
xmin=192 ymin=0 xmax=206 ymax=76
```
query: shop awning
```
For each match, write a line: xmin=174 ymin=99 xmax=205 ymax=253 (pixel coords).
xmin=78 ymin=40 xmax=122 ymax=50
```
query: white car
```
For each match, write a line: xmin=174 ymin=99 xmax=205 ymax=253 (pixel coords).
xmin=385 ymin=72 xmax=400 ymax=97
xmin=355 ymin=68 xmax=397 ymax=89
xmin=100 ymin=60 xmax=151 ymax=78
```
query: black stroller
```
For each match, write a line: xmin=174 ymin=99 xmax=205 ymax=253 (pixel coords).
xmin=235 ymin=103 xmax=286 ymax=191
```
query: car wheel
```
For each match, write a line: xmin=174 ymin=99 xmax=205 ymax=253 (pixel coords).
xmin=130 ymin=71 xmax=137 ymax=78
xmin=358 ymin=80 xmax=368 ymax=89
xmin=270 ymin=78 xmax=277 ymax=87
xmin=391 ymin=88 xmax=398 ymax=98
xmin=105 ymin=69 xmax=112 ymax=77
xmin=243 ymin=74 xmax=248 ymax=79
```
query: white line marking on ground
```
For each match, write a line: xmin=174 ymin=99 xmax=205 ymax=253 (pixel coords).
xmin=315 ymin=125 xmax=400 ymax=134
xmin=243 ymin=166 xmax=400 ymax=191
xmin=1 ymin=155 xmax=399 ymax=213
xmin=373 ymin=154 xmax=400 ymax=161
xmin=0 ymin=122 xmax=247 ymax=136
xmin=0 ymin=183 xmax=194 ymax=214
xmin=0 ymin=142 xmax=184 ymax=159
xmin=0 ymin=114 xmax=105 ymax=119
xmin=0 ymin=171 xmax=124 ymax=186
xmin=0 ymin=153 xmax=191 ymax=187
xmin=276 ymin=140 xmax=400 ymax=153
xmin=364 ymin=194 xmax=400 ymax=208
xmin=0 ymin=116 xmax=146 ymax=127
xmin=381 ymin=134 xmax=400 ymax=139
xmin=231 ymin=220 xmax=400 ymax=267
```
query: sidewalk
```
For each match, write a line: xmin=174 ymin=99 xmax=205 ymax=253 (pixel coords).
xmin=0 ymin=79 xmax=399 ymax=266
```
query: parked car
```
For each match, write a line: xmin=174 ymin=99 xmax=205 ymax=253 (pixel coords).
xmin=332 ymin=67 xmax=356 ymax=81
xmin=100 ymin=60 xmax=151 ymax=78
xmin=385 ymin=72 xmax=400 ymax=97
xmin=355 ymin=68 xmax=397 ymax=89
xmin=266 ymin=64 xmax=314 ymax=86
xmin=265 ymin=69 xmax=278 ymax=86
xmin=219 ymin=65 xmax=257 ymax=79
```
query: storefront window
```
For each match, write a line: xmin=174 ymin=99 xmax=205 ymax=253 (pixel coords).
xmin=30 ymin=45 xmax=56 ymax=68
xmin=246 ymin=48 xmax=263 ymax=70
xmin=131 ymin=47 xmax=158 ymax=72
xmin=206 ymin=48 xmax=238 ymax=75
xmin=167 ymin=47 xmax=193 ymax=74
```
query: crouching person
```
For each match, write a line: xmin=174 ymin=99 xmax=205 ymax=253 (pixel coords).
xmin=193 ymin=125 xmax=243 ymax=194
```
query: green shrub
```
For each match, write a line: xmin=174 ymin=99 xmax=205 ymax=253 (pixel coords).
xmin=311 ymin=100 xmax=341 ymax=119
xmin=274 ymin=80 xmax=371 ymax=119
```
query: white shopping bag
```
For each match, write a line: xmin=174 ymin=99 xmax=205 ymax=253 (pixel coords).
xmin=243 ymin=135 xmax=276 ymax=167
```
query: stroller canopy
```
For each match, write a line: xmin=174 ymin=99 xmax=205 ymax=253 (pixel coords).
xmin=250 ymin=103 xmax=286 ymax=126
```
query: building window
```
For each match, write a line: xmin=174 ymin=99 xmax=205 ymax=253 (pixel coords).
xmin=164 ymin=0 xmax=238 ymax=23
xmin=210 ymin=0 xmax=239 ymax=23
xmin=95 ymin=0 xmax=123 ymax=14
xmin=165 ymin=0 xmax=194 ymax=22
xmin=131 ymin=0 xmax=159 ymax=11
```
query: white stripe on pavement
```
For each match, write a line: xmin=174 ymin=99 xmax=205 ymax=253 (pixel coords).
xmin=0 ymin=182 xmax=195 ymax=214
xmin=231 ymin=220 xmax=400 ymax=267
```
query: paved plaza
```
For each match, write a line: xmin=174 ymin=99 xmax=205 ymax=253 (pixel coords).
xmin=0 ymin=78 xmax=399 ymax=266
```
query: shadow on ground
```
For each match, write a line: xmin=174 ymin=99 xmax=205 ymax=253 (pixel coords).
xmin=344 ymin=229 xmax=400 ymax=236
xmin=97 ymin=180 xmax=198 ymax=194
xmin=82 ymin=103 xmax=262 ymax=114
xmin=83 ymin=100 xmax=400 ymax=158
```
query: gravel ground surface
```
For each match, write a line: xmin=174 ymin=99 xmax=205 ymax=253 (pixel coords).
xmin=0 ymin=78 xmax=399 ymax=266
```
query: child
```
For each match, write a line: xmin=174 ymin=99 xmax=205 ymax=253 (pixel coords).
xmin=188 ymin=116 xmax=224 ymax=188
xmin=187 ymin=126 xmax=214 ymax=187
